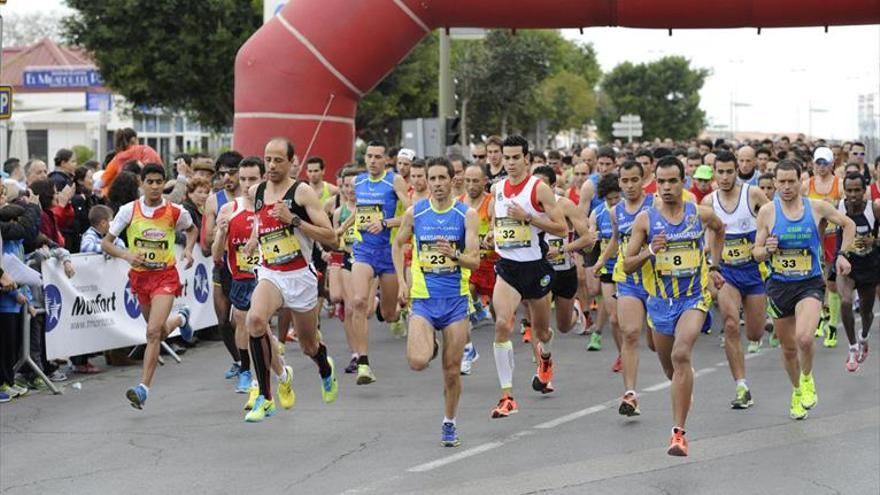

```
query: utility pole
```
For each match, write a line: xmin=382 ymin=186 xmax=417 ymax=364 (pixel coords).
xmin=438 ymin=29 xmax=454 ymax=151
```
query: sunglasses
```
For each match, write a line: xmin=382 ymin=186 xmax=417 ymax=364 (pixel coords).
xmin=473 ymin=154 xmax=486 ymax=159
xmin=218 ymin=169 xmax=239 ymax=176
xmin=814 ymin=160 xmax=831 ymax=166
xmin=852 ymin=151 xmax=865 ymax=156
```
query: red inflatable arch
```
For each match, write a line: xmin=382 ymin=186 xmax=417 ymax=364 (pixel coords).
xmin=233 ymin=0 xmax=880 ymax=174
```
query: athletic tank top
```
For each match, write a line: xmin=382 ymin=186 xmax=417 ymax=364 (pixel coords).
xmin=410 ymin=199 xmax=470 ymax=299
xmin=839 ymin=200 xmax=878 ymax=258
xmin=769 ymin=197 xmax=822 ymax=281
xmin=612 ymin=194 xmax=655 ymax=286
xmin=319 ymin=182 xmax=333 ymax=205
xmin=225 ymin=198 xmax=257 ymax=280
xmin=486 ymin=165 xmax=508 ymax=191
xmin=545 ymin=195 xmax=574 ymax=272
xmin=737 ymin=170 xmax=760 ymax=187
xmin=127 ymin=200 xmax=181 ymax=272
xmin=808 ymin=176 xmax=842 ymax=235
xmin=711 ymin=185 xmax=759 ymax=269
xmin=493 ymin=175 xmax=546 ymax=262
xmin=587 ymin=173 xmax=603 ymax=214
xmin=254 ymin=181 xmax=312 ymax=272
xmin=338 ymin=203 xmax=357 ymax=250
xmin=461 ymin=192 xmax=498 ymax=263
xmin=595 ymin=201 xmax=618 ymax=275
xmin=567 ymin=185 xmax=580 ymax=206
xmin=646 ymin=201 xmax=707 ymax=299
xmin=215 ymin=189 xmax=230 ymax=218
xmin=353 ymin=171 xmax=398 ymax=246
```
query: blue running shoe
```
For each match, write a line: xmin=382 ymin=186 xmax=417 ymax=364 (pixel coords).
xmin=236 ymin=370 xmax=252 ymax=393
xmin=177 ymin=306 xmax=194 ymax=342
xmin=126 ymin=384 xmax=148 ymax=410
xmin=441 ymin=422 xmax=460 ymax=447
xmin=224 ymin=362 xmax=241 ymax=379
xmin=0 ymin=391 xmax=10 ymax=403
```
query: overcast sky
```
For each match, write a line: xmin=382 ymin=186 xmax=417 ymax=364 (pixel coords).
xmin=6 ymin=1 xmax=880 ymax=140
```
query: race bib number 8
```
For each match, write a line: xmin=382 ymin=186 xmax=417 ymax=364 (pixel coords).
xmin=418 ymin=241 xmax=458 ymax=274
xmin=722 ymin=237 xmax=753 ymax=266
xmin=655 ymin=241 xmax=701 ymax=277
xmin=133 ymin=238 xmax=170 ymax=270
xmin=356 ymin=205 xmax=384 ymax=230
xmin=494 ymin=217 xmax=531 ymax=249
xmin=771 ymin=248 xmax=812 ymax=277
xmin=259 ymin=229 xmax=302 ymax=266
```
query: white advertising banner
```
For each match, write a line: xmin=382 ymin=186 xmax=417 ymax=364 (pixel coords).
xmin=42 ymin=248 xmax=218 ymax=360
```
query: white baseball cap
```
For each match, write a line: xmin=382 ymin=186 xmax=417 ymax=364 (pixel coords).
xmin=812 ymin=147 xmax=833 ymax=165
xmin=397 ymin=148 xmax=416 ymax=161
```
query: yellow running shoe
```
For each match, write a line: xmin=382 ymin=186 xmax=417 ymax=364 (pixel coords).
xmin=356 ymin=363 xmax=376 ymax=385
xmin=800 ymin=373 xmax=817 ymax=409
xmin=244 ymin=386 xmax=259 ymax=411
xmin=276 ymin=341 xmax=286 ymax=356
xmin=244 ymin=395 xmax=276 ymax=423
xmin=278 ymin=365 xmax=296 ymax=410
xmin=321 ymin=357 xmax=338 ymax=404
xmin=790 ymin=389 xmax=807 ymax=420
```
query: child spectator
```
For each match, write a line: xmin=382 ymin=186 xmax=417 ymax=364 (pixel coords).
xmin=80 ymin=205 xmax=124 ymax=254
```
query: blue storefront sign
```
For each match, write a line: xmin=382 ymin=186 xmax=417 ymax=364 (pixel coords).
xmin=86 ymin=92 xmax=113 ymax=111
xmin=23 ymin=67 xmax=104 ymax=89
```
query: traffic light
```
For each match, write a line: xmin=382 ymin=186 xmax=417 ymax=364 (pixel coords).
xmin=445 ymin=116 xmax=461 ymax=146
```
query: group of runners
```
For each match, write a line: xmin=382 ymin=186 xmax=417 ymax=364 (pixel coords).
xmin=102 ymin=135 xmax=878 ymax=456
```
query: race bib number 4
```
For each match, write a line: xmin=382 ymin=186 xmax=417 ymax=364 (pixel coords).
xmin=655 ymin=241 xmax=701 ymax=277
xmin=259 ymin=229 xmax=302 ymax=266
xmin=494 ymin=217 xmax=531 ymax=249
xmin=133 ymin=238 xmax=170 ymax=270
xmin=356 ymin=205 xmax=384 ymax=230
xmin=722 ymin=237 xmax=753 ymax=266
xmin=771 ymin=248 xmax=812 ymax=277
xmin=418 ymin=241 xmax=458 ymax=274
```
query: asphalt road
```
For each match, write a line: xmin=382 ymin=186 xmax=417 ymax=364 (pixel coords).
xmin=1 ymin=308 xmax=878 ymax=495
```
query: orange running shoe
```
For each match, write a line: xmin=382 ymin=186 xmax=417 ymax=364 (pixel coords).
xmin=522 ymin=326 xmax=532 ymax=344
xmin=618 ymin=391 xmax=640 ymax=417
xmin=490 ymin=395 xmax=519 ymax=418
xmin=667 ymin=428 xmax=688 ymax=456
xmin=532 ymin=347 xmax=554 ymax=392
xmin=611 ymin=355 xmax=622 ymax=373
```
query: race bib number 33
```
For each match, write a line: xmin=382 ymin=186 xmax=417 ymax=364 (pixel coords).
xmin=494 ymin=218 xmax=531 ymax=249
xmin=771 ymin=248 xmax=812 ymax=277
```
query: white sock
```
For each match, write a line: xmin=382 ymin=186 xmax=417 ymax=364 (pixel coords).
xmin=540 ymin=329 xmax=554 ymax=358
xmin=849 ymin=344 xmax=859 ymax=352
xmin=251 ymin=379 xmax=258 ymax=387
xmin=139 ymin=383 xmax=149 ymax=393
xmin=736 ymin=379 xmax=748 ymax=390
xmin=443 ymin=417 xmax=456 ymax=425
xmin=276 ymin=367 xmax=288 ymax=383
xmin=464 ymin=342 xmax=473 ymax=352
xmin=493 ymin=341 xmax=515 ymax=389
xmin=177 ymin=311 xmax=188 ymax=328
xmin=625 ymin=389 xmax=637 ymax=397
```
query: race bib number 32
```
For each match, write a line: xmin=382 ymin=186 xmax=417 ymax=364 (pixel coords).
xmin=494 ymin=218 xmax=531 ymax=249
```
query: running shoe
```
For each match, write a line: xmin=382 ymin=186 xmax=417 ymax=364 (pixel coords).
xmin=730 ymin=384 xmax=753 ymax=409
xmin=667 ymin=428 xmax=688 ymax=456
xmin=285 ymin=330 xmax=298 ymax=343
xmin=48 ymin=369 xmax=68 ymax=382
xmin=570 ymin=305 xmax=586 ymax=335
xmin=790 ymin=389 xmax=808 ymax=420
xmin=490 ymin=396 xmax=518 ymax=418
xmin=857 ymin=340 xmax=869 ymax=363
xmin=441 ymin=422 xmax=461 ymax=447
xmin=0 ymin=391 xmax=9 ymax=403
xmin=747 ymin=338 xmax=762 ymax=354
xmin=800 ymin=373 xmax=817 ymax=409
xmin=126 ymin=384 xmax=148 ymax=410
xmin=278 ymin=366 xmax=296 ymax=409
xmin=389 ymin=318 xmax=406 ymax=339
xmin=356 ymin=363 xmax=376 ymax=385
xmin=611 ymin=355 xmax=622 ymax=373
xmin=846 ymin=349 xmax=859 ymax=373
xmin=177 ymin=306 xmax=194 ymax=342
xmin=460 ymin=344 xmax=479 ymax=376
xmin=0 ymin=384 xmax=23 ymax=399
xmin=532 ymin=347 xmax=554 ymax=393
xmin=823 ymin=326 xmax=838 ymax=348
xmin=475 ymin=305 xmax=491 ymax=322
xmin=74 ymin=362 xmax=104 ymax=374
xmin=277 ymin=341 xmax=286 ymax=356
xmin=244 ymin=385 xmax=259 ymax=411
xmin=618 ymin=392 xmax=640 ymax=417
xmin=587 ymin=332 xmax=602 ymax=351
xmin=522 ymin=326 xmax=532 ymax=344
xmin=320 ymin=357 xmax=338 ymax=404
xmin=9 ymin=383 xmax=28 ymax=397
xmin=769 ymin=331 xmax=780 ymax=348
xmin=236 ymin=370 xmax=252 ymax=393
xmin=815 ymin=308 xmax=829 ymax=338
xmin=345 ymin=355 xmax=358 ymax=374
xmin=224 ymin=362 xmax=241 ymax=379
xmin=244 ymin=395 xmax=276 ymax=422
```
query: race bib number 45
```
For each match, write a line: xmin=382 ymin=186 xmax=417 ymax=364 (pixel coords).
xmin=655 ymin=241 xmax=701 ymax=277
xmin=771 ymin=248 xmax=812 ymax=277
xmin=494 ymin=217 xmax=531 ymax=249
xmin=722 ymin=237 xmax=753 ymax=266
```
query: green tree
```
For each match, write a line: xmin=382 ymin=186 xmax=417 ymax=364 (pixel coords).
xmin=71 ymin=145 xmax=95 ymax=165
xmin=63 ymin=0 xmax=262 ymax=131
xmin=538 ymin=70 xmax=595 ymax=135
xmin=597 ymin=56 xmax=709 ymax=141
xmin=357 ymin=34 xmax=439 ymax=143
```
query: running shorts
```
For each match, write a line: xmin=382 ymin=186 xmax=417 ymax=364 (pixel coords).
xmin=412 ymin=295 xmax=469 ymax=330
xmin=646 ymin=290 xmax=711 ymax=337
xmin=353 ymin=243 xmax=395 ymax=276
xmin=495 ymin=258 xmax=554 ymax=300
xmin=767 ymin=275 xmax=825 ymax=319
xmin=130 ymin=267 xmax=182 ymax=307
xmin=258 ymin=266 xmax=319 ymax=313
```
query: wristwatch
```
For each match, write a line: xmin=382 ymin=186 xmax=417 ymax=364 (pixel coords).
xmin=290 ymin=215 xmax=302 ymax=228
xmin=381 ymin=219 xmax=388 ymax=229
xmin=450 ymin=250 xmax=461 ymax=262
